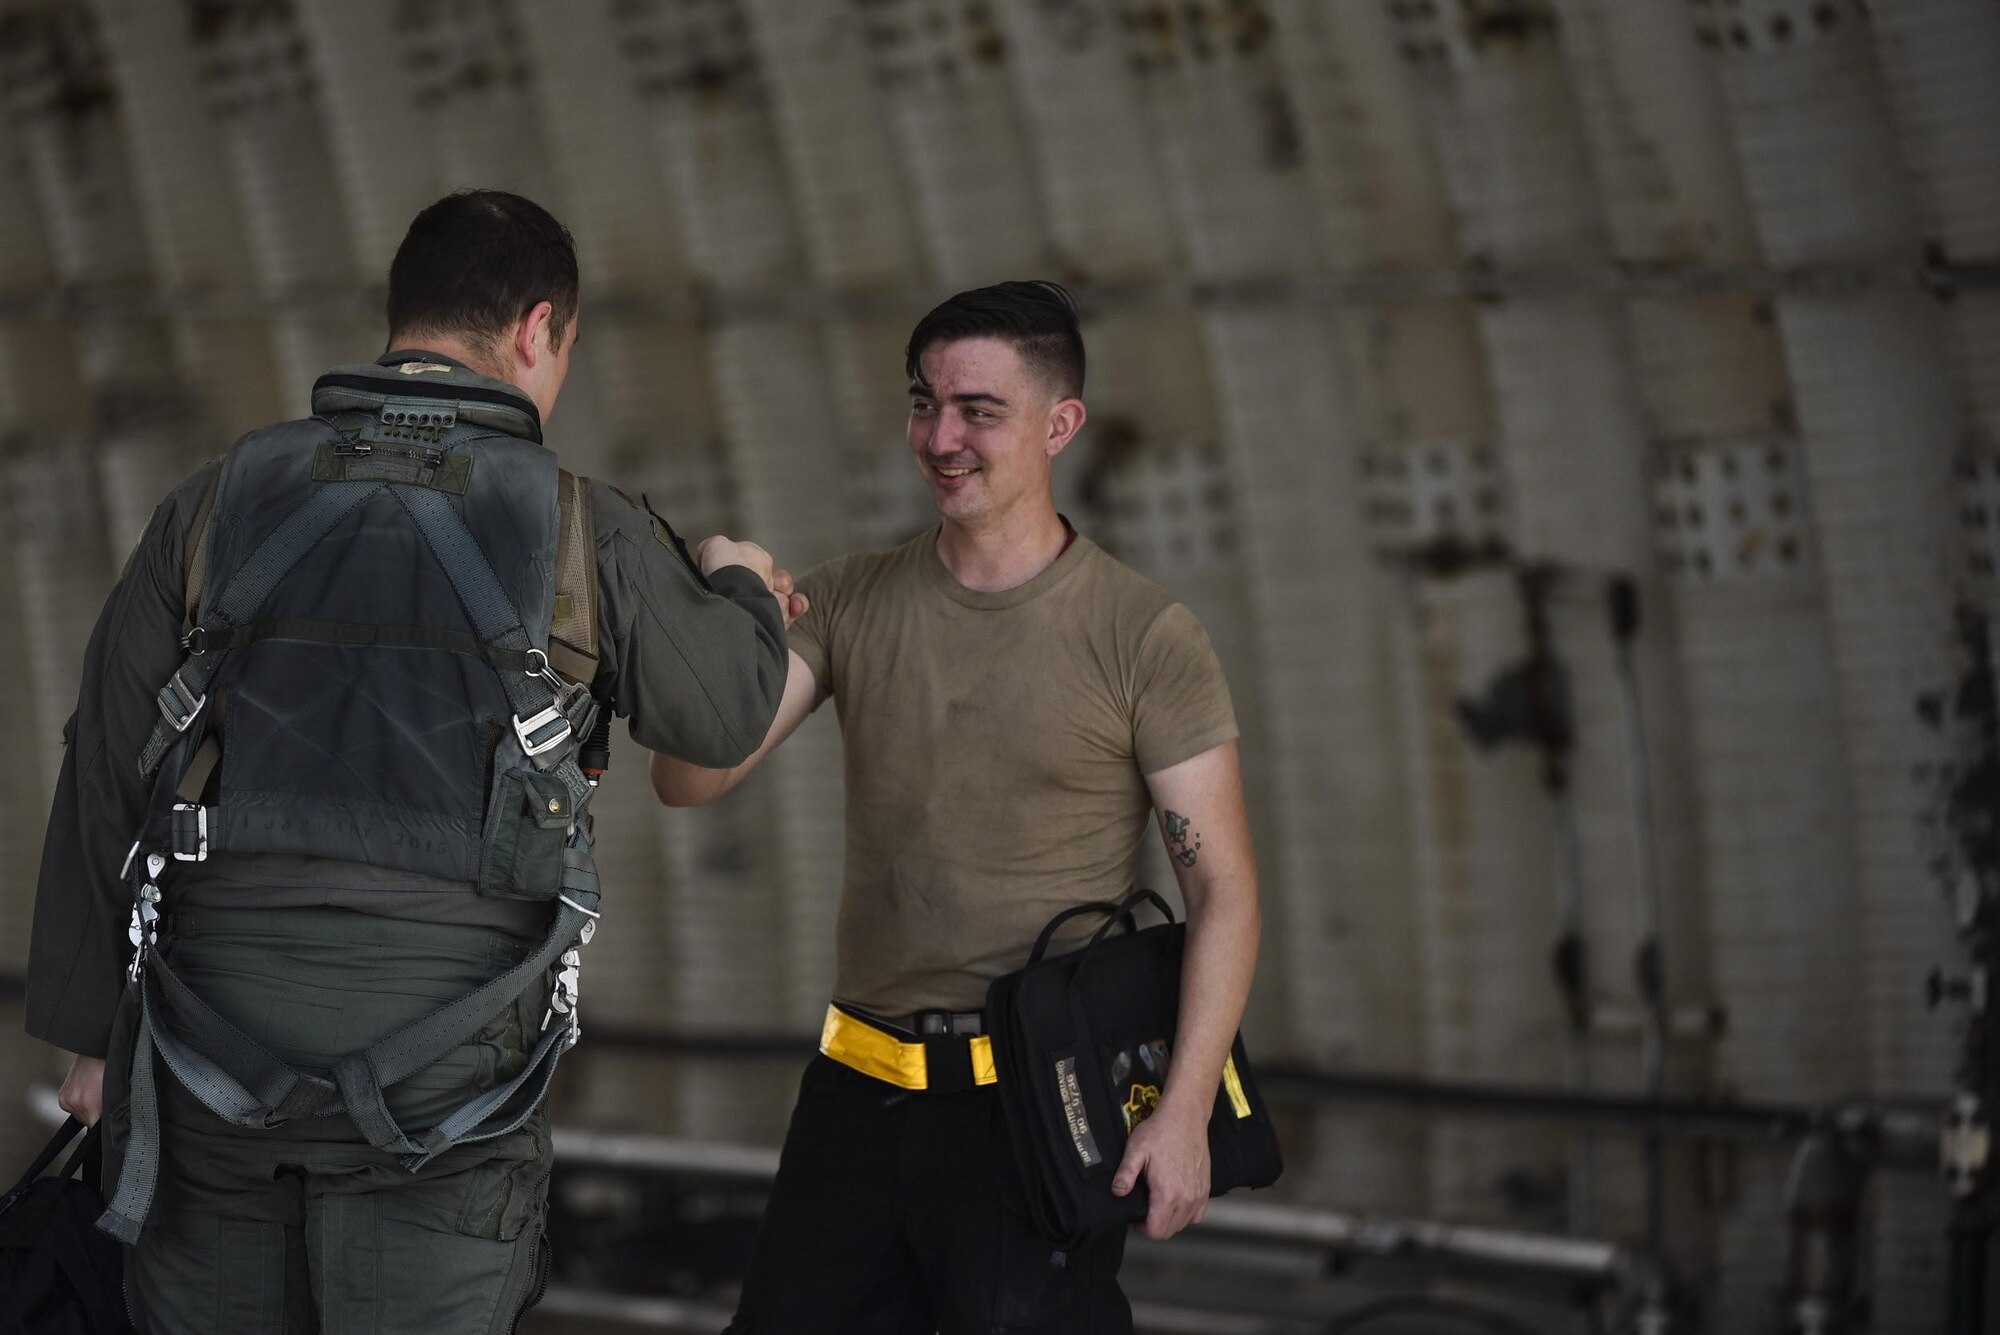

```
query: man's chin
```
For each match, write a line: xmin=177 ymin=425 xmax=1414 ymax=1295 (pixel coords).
xmin=930 ymin=486 xmax=984 ymax=520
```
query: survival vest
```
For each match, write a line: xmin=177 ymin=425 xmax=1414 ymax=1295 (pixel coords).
xmin=99 ymin=356 xmax=605 ymax=1243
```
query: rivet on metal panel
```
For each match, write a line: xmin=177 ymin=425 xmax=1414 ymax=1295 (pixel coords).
xmin=1960 ymin=449 xmax=2000 ymax=584
xmin=1097 ymin=438 xmax=1238 ymax=575
xmin=0 ymin=6 xmax=116 ymax=128
xmin=1653 ymin=434 xmax=1812 ymax=582
xmin=1361 ymin=439 xmax=1511 ymax=571
xmin=614 ymin=0 xmax=761 ymax=103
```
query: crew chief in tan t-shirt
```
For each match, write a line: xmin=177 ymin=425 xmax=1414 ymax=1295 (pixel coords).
xmin=654 ymin=281 xmax=1262 ymax=1335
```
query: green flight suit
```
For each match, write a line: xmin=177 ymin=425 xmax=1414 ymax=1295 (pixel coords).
xmin=25 ymin=352 xmax=789 ymax=1333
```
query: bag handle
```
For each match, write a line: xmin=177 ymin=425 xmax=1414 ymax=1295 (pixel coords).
xmin=1028 ymin=887 xmax=1176 ymax=965
xmin=6 ymin=1117 xmax=87 ymax=1199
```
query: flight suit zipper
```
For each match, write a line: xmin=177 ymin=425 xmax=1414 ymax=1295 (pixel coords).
xmin=507 ymin=1232 xmax=551 ymax=1334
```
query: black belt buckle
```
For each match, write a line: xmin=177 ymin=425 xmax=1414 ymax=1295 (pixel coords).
xmin=914 ymin=1009 xmax=982 ymax=1038
xmin=912 ymin=1010 xmax=984 ymax=1094
xmin=922 ymin=1033 xmax=977 ymax=1094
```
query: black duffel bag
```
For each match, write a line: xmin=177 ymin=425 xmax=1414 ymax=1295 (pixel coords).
xmin=985 ymin=887 xmax=1282 ymax=1245
xmin=0 ymin=1118 xmax=130 ymax=1334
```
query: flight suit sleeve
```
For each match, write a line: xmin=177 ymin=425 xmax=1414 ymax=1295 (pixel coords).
xmin=589 ymin=482 xmax=788 ymax=768
xmin=26 ymin=463 xmax=219 ymax=1058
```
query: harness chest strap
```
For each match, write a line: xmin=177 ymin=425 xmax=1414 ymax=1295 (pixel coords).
xmin=144 ymin=470 xmax=601 ymax=861
xmin=147 ymin=464 xmax=600 ymax=782
xmin=178 ymin=466 xmax=596 ymax=675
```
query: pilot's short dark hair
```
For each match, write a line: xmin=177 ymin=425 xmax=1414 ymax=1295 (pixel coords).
xmin=387 ymin=190 xmax=580 ymax=354
xmin=904 ymin=280 xmax=1085 ymax=399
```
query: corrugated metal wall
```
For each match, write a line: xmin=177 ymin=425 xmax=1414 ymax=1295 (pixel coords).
xmin=0 ymin=1 xmax=1986 ymax=1327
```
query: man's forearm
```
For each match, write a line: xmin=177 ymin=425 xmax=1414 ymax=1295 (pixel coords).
xmin=649 ymin=648 xmax=823 ymax=807
xmin=1160 ymin=872 xmax=1260 ymax=1120
xmin=651 ymin=751 xmax=745 ymax=806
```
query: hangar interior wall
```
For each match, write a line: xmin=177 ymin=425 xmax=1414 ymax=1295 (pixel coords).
xmin=0 ymin=1 xmax=1991 ymax=1327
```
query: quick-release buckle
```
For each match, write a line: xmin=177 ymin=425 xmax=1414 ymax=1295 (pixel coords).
xmin=127 ymin=853 xmax=165 ymax=982
xmin=171 ymin=803 xmax=208 ymax=862
xmin=513 ymin=704 xmax=572 ymax=759
xmin=514 ymin=649 xmax=579 ymax=760
xmin=524 ymin=648 xmax=566 ymax=692
xmin=542 ymin=946 xmax=584 ymax=1046
xmin=155 ymin=670 xmax=206 ymax=734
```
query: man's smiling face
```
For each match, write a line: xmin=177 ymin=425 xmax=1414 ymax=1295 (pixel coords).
xmin=907 ymin=336 xmax=1063 ymax=525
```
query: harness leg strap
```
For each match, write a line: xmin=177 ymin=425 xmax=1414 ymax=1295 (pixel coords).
xmin=97 ymin=1009 xmax=159 ymax=1245
xmin=338 ymin=885 xmax=599 ymax=1162
xmin=98 ymin=877 xmax=599 ymax=1235
xmin=332 ymin=1052 xmax=426 ymax=1157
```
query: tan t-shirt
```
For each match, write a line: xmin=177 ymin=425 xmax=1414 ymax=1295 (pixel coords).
xmin=790 ymin=526 xmax=1238 ymax=1015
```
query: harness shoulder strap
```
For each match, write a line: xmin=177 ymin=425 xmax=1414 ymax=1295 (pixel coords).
xmin=181 ymin=469 xmax=221 ymax=638
xmin=139 ymin=477 xmax=384 ymax=778
xmin=548 ymin=469 xmax=598 ymax=686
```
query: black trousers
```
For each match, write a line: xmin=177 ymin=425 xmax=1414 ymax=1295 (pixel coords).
xmin=726 ymin=1056 xmax=1132 ymax=1334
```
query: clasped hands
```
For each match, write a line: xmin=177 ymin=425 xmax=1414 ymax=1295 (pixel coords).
xmin=695 ymin=535 xmax=808 ymax=627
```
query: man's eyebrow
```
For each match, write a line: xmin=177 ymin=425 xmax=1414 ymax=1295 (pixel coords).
xmin=908 ymin=382 xmax=1008 ymax=407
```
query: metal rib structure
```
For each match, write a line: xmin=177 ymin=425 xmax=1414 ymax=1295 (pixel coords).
xmin=0 ymin=1 xmax=1988 ymax=1325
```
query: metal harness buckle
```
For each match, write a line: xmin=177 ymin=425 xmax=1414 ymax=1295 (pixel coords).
xmin=126 ymin=853 xmax=166 ymax=982
xmin=171 ymin=803 xmax=208 ymax=862
xmin=513 ymin=650 xmax=579 ymax=759
xmin=513 ymin=704 xmax=572 ymax=759
xmin=542 ymin=897 xmax=598 ymax=1046
xmin=542 ymin=947 xmax=584 ymax=1047
xmin=155 ymin=670 xmax=206 ymax=734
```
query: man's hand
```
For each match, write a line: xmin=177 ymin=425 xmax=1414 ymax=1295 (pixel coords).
xmin=696 ymin=536 xmax=808 ymax=627
xmin=1109 ymin=1099 xmax=1210 ymax=1239
xmin=769 ymin=566 xmax=809 ymax=629
xmin=58 ymin=1055 xmax=105 ymax=1126
xmin=696 ymin=534 xmax=775 ymax=584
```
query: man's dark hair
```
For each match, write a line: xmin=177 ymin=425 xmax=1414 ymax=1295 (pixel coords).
xmin=386 ymin=189 xmax=580 ymax=356
xmin=904 ymin=280 xmax=1085 ymax=400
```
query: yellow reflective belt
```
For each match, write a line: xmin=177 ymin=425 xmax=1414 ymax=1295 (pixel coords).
xmin=970 ymin=1034 xmax=996 ymax=1086
xmin=819 ymin=1005 xmax=998 ymax=1090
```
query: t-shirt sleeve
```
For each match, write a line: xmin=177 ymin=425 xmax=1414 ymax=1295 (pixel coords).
xmin=1131 ymin=602 xmax=1239 ymax=776
xmin=787 ymin=555 xmax=847 ymax=701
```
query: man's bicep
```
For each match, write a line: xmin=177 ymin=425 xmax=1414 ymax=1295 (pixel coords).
xmin=1143 ymin=741 xmax=1254 ymax=901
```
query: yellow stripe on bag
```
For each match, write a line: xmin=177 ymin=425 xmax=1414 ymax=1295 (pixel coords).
xmin=1221 ymin=1054 xmax=1252 ymax=1119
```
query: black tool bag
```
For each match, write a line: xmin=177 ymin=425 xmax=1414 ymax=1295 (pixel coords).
xmin=0 ymin=1119 xmax=130 ymax=1334
xmin=984 ymin=888 xmax=1282 ymax=1245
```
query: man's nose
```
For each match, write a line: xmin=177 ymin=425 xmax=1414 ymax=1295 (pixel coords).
xmin=925 ymin=418 xmax=963 ymax=454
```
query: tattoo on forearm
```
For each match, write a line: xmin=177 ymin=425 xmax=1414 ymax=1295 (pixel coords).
xmin=1163 ymin=810 xmax=1201 ymax=868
